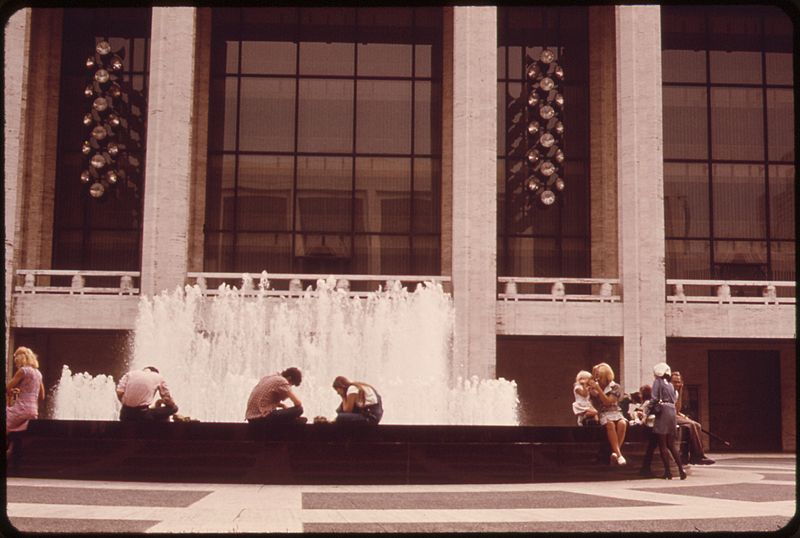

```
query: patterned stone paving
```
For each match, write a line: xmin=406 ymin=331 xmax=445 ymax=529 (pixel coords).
xmin=5 ymin=453 xmax=795 ymax=533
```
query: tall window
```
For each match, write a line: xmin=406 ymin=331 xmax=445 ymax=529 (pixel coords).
xmin=662 ymin=6 xmax=794 ymax=282
xmin=205 ymin=7 xmax=442 ymax=276
xmin=497 ymin=7 xmax=590 ymax=277
xmin=53 ymin=8 xmax=150 ymax=271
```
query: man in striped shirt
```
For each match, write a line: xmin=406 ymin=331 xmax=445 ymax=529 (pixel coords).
xmin=245 ymin=367 xmax=304 ymax=424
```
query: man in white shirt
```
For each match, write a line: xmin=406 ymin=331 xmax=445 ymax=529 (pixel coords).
xmin=116 ymin=366 xmax=178 ymax=421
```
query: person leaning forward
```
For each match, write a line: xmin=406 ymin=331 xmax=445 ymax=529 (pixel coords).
xmin=116 ymin=366 xmax=178 ymax=421
xmin=245 ymin=367 xmax=305 ymax=425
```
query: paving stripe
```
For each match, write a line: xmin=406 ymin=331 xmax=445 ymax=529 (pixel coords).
xmin=303 ymin=515 xmax=795 ymax=533
xmin=631 ymin=482 xmax=795 ymax=503
xmin=757 ymin=473 xmax=796 ymax=482
xmin=302 ymin=490 xmax=670 ymax=510
xmin=7 ymin=485 xmax=212 ymax=507
xmin=8 ymin=517 xmax=160 ymax=533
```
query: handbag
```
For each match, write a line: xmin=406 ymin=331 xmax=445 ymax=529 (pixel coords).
xmin=649 ymin=399 xmax=663 ymax=417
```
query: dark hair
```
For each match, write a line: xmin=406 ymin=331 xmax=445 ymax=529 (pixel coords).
xmin=144 ymin=366 xmax=159 ymax=374
xmin=281 ymin=367 xmax=302 ymax=386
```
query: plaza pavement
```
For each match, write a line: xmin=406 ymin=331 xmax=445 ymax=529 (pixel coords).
xmin=5 ymin=453 xmax=796 ymax=533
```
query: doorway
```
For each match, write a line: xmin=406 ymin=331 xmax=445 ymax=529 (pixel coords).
xmin=708 ymin=350 xmax=781 ymax=451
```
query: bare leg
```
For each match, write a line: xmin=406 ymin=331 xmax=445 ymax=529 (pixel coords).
xmin=657 ymin=434 xmax=672 ymax=478
xmin=666 ymin=432 xmax=687 ymax=479
xmin=616 ymin=419 xmax=627 ymax=448
xmin=605 ymin=421 xmax=621 ymax=457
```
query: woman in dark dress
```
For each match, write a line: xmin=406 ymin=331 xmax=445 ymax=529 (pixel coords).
xmin=651 ymin=362 xmax=686 ymax=480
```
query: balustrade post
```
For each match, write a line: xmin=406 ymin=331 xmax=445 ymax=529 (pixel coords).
xmin=119 ymin=275 xmax=133 ymax=295
xmin=674 ymin=283 xmax=686 ymax=303
xmin=504 ymin=280 xmax=518 ymax=301
xmin=551 ymin=281 xmax=565 ymax=302
xmin=70 ymin=274 xmax=85 ymax=295
xmin=763 ymin=284 xmax=777 ymax=304
xmin=716 ymin=283 xmax=731 ymax=303
xmin=23 ymin=273 xmax=35 ymax=294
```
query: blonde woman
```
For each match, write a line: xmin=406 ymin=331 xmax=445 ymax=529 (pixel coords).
xmin=6 ymin=347 xmax=45 ymax=456
xmin=587 ymin=362 xmax=627 ymax=465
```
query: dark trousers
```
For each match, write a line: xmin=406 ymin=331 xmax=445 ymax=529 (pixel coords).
xmin=248 ymin=405 xmax=303 ymax=425
xmin=335 ymin=400 xmax=383 ymax=425
xmin=640 ymin=429 xmax=659 ymax=472
xmin=120 ymin=402 xmax=178 ymax=422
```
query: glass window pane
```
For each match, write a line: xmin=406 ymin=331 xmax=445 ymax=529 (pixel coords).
xmin=204 ymin=154 xmax=236 ymax=231
xmin=562 ymin=238 xmax=589 ymax=277
xmin=712 ymin=163 xmax=766 ymax=239
xmin=709 ymin=51 xmax=762 ymax=84
xmin=414 ymin=81 xmax=433 ymax=155
xmin=299 ymin=42 xmax=355 ymax=76
xmin=767 ymin=89 xmax=794 ymax=162
xmin=204 ymin=232 xmax=233 ymax=272
xmin=357 ymin=43 xmax=412 ymax=77
xmin=771 ymin=241 xmax=795 ymax=281
xmin=411 ymin=235 xmax=439 ymax=275
xmin=497 ymin=46 xmax=506 ymax=80
xmin=662 ymin=50 xmax=706 ymax=83
xmin=237 ymin=156 xmax=294 ymax=231
xmin=241 ymin=41 xmax=296 ymax=75
xmin=356 ymin=80 xmax=412 ymax=154
xmin=710 ymin=88 xmax=763 ymax=161
xmin=413 ymin=158 xmax=439 ymax=234
xmin=297 ymin=79 xmax=354 ymax=153
xmin=239 ymin=78 xmax=296 ymax=152
xmin=663 ymin=86 xmax=708 ymax=160
xmin=86 ymin=232 xmax=139 ymax=271
xmin=560 ymin=160 xmax=588 ymax=237
xmin=355 ymin=157 xmax=411 ymax=233
xmin=664 ymin=162 xmax=710 ymax=237
xmin=714 ymin=240 xmax=767 ymax=270
xmin=378 ymin=235 xmax=410 ymax=275
xmin=507 ymin=46 xmax=522 ymax=80
xmin=236 ymin=232 xmax=292 ymax=273
xmin=415 ymin=44 xmax=432 ymax=78
xmin=502 ymin=82 xmax=524 ymax=157
xmin=766 ymin=52 xmax=793 ymax=85
xmin=509 ymin=237 xmax=559 ymax=277
xmin=768 ymin=165 xmax=794 ymax=240
xmin=296 ymin=156 xmax=352 ymax=233
xmin=666 ymin=239 xmax=711 ymax=279
xmin=225 ymin=40 xmax=239 ymax=74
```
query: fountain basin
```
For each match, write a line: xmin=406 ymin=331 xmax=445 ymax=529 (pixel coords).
xmin=7 ymin=420 xmax=683 ymax=484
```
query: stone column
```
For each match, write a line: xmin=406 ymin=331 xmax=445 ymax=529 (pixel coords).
xmin=589 ymin=6 xmax=618 ymax=280
xmin=140 ymin=8 xmax=197 ymax=296
xmin=4 ymin=8 xmax=31 ymax=361
xmin=615 ymin=6 xmax=667 ymax=391
xmin=447 ymin=7 xmax=498 ymax=380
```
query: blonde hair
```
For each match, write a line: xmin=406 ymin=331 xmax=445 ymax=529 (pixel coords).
xmin=594 ymin=362 xmax=615 ymax=386
xmin=575 ymin=370 xmax=592 ymax=384
xmin=14 ymin=346 xmax=39 ymax=369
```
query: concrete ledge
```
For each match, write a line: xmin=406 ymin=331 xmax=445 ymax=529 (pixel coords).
xmin=497 ymin=301 xmax=624 ymax=336
xmin=7 ymin=420 xmax=683 ymax=485
xmin=11 ymin=295 xmax=141 ymax=330
xmin=666 ymin=303 xmax=795 ymax=339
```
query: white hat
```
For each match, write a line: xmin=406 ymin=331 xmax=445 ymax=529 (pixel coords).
xmin=653 ymin=362 xmax=671 ymax=377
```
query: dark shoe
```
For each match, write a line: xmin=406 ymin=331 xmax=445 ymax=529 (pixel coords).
xmin=679 ymin=469 xmax=687 ymax=480
xmin=639 ymin=468 xmax=656 ymax=478
xmin=698 ymin=458 xmax=715 ymax=465
xmin=661 ymin=471 xmax=673 ymax=480
xmin=295 ymin=416 xmax=308 ymax=424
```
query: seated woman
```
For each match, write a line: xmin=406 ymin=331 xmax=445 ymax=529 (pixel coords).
xmin=6 ymin=347 xmax=45 ymax=458
xmin=587 ymin=362 xmax=627 ymax=465
xmin=332 ymin=376 xmax=383 ymax=424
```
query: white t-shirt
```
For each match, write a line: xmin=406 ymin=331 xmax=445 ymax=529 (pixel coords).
xmin=347 ymin=384 xmax=378 ymax=407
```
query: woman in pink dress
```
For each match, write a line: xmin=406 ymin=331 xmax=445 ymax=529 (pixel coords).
xmin=6 ymin=346 xmax=45 ymax=456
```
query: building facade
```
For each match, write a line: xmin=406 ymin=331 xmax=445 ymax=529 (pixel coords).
xmin=4 ymin=6 xmax=795 ymax=451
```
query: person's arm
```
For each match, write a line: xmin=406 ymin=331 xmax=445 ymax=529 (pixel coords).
xmin=674 ymin=384 xmax=684 ymax=416
xmin=588 ymin=380 xmax=616 ymax=406
xmin=574 ymin=384 xmax=589 ymax=398
xmin=6 ymin=369 xmax=24 ymax=394
xmin=38 ymin=381 xmax=45 ymax=401
xmin=157 ymin=378 xmax=175 ymax=406
xmin=116 ymin=373 xmax=128 ymax=402
xmin=341 ymin=388 xmax=358 ymax=413
xmin=285 ymin=389 xmax=302 ymax=408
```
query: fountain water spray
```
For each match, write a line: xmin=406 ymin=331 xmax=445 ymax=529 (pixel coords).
xmin=54 ymin=276 xmax=518 ymax=424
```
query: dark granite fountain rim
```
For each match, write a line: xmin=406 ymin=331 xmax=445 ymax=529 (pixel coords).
xmin=23 ymin=419 xmax=654 ymax=443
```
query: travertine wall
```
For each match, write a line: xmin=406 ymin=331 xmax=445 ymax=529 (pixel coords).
xmin=4 ymin=8 xmax=31 ymax=363
xmin=448 ymin=7 xmax=498 ymax=379
xmin=140 ymin=7 xmax=197 ymax=296
xmin=615 ymin=6 xmax=667 ymax=392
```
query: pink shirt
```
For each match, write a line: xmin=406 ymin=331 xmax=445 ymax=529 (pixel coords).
xmin=116 ymin=369 xmax=172 ymax=408
xmin=245 ymin=374 xmax=291 ymax=420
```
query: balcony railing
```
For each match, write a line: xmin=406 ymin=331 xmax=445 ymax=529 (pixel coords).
xmin=666 ymin=279 xmax=795 ymax=305
xmin=186 ymin=272 xmax=452 ymax=298
xmin=14 ymin=270 xmax=140 ymax=295
xmin=497 ymin=277 xmax=621 ymax=302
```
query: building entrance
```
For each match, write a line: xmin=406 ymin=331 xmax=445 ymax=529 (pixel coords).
xmin=708 ymin=350 xmax=781 ymax=452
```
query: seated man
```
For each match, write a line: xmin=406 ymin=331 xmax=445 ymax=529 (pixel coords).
xmin=672 ymin=371 xmax=715 ymax=465
xmin=116 ymin=366 xmax=178 ymax=422
xmin=245 ymin=367 xmax=305 ymax=425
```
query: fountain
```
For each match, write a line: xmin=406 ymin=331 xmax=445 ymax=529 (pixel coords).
xmin=53 ymin=275 xmax=518 ymax=425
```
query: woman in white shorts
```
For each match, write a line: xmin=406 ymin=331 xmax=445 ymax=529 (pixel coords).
xmin=587 ymin=362 xmax=627 ymax=465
